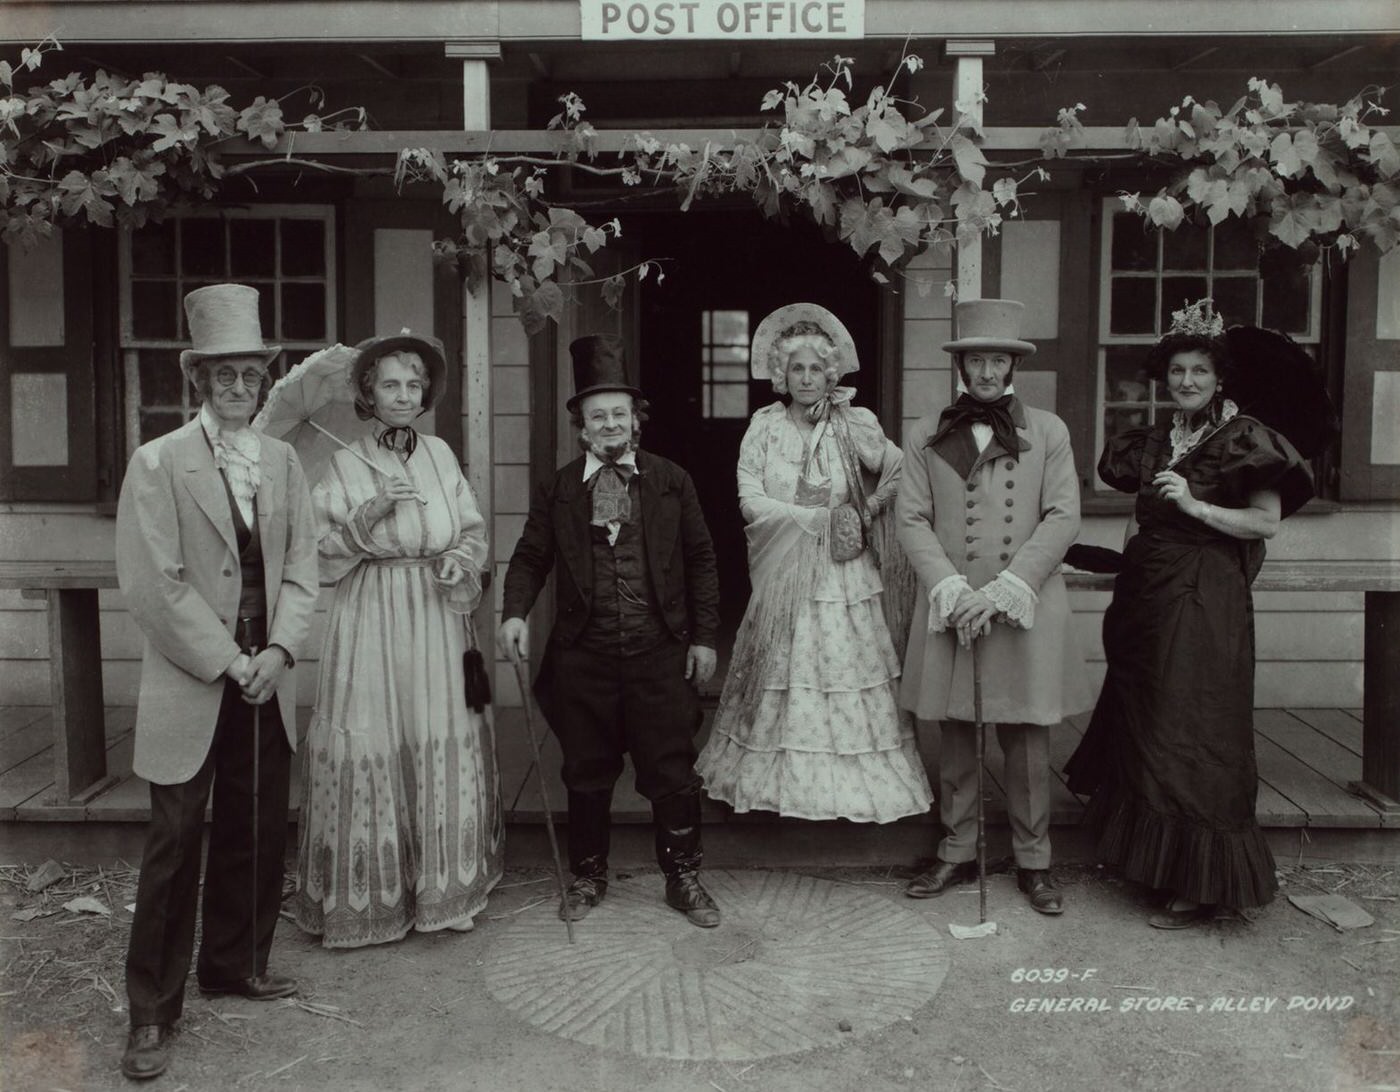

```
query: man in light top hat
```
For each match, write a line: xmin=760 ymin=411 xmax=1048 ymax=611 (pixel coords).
xmin=896 ymin=299 xmax=1091 ymax=915
xmin=115 ymin=284 xmax=318 ymax=1080
xmin=498 ymin=334 xmax=723 ymax=927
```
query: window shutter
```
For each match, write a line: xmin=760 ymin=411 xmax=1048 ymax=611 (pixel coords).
xmin=0 ymin=229 xmax=97 ymax=502
xmin=1338 ymin=246 xmax=1400 ymax=501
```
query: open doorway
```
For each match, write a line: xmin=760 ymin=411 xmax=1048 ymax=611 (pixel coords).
xmin=630 ymin=209 xmax=887 ymax=694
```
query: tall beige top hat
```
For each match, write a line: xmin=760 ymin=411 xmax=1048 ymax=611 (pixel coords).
xmin=941 ymin=298 xmax=1037 ymax=357
xmin=179 ymin=284 xmax=282 ymax=375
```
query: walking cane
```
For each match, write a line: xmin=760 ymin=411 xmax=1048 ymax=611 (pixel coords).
xmin=510 ymin=658 xmax=575 ymax=945
xmin=973 ymin=637 xmax=988 ymax=925
xmin=240 ymin=624 xmax=261 ymax=982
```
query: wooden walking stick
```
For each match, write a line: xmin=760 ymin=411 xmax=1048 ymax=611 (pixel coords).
xmin=240 ymin=626 xmax=261 ymax=981
xmin=973 ymin=637 xmax=988 ymax=925
xmin=510 ymin=658 xmax=575 ymax=945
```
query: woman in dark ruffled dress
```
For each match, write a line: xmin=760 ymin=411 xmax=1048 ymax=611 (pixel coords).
xmin=1066 ymin=303 xmax=1316 ymax=929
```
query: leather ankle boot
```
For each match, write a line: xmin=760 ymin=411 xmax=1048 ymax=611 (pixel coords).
xmin=653 ymin=791 xmax=721 ymax=928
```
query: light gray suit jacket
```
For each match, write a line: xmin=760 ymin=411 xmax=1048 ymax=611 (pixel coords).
xmin=115 ymin=417 xmax=319 ymax=784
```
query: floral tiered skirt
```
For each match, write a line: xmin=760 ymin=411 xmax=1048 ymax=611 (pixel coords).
xmin=697 ymin=543 xmax=933 ymax=823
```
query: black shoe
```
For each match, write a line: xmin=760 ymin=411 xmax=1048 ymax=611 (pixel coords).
xmin=665 ymin=871 xmax=721 ymax=928
xmin=904 ymin=859 xmax=978 ymax=899
xmin=121 ymin=1023 xmax=169 ymax=1081
xmin=1017 ymin=868 xmax=1064 ymax=915
xmin=197 ymin=972 xmax=298 ymax=1000
xmin=559 ymin=874 xmax=608 ymax=922
xmin=1148 ymin=902 xmax=1215 ymax=930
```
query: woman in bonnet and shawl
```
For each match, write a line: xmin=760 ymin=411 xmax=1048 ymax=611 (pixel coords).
xmin=695 ymin=304 xmax=933 ymax=822
xmin=292 ymin=333 xmax=503 ymax=947
xmin=1065 ymin=300 xmax=1317 ymax=930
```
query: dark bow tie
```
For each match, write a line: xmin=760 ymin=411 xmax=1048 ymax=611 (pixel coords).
xmin=377 ymin=426 xmax=418 ymax=458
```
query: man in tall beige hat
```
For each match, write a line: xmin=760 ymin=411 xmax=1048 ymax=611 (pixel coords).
xmin=115 ymin=284 xmax=318 ymax=1080
xmin=897 ymin=298 xmax=1091 ymax=915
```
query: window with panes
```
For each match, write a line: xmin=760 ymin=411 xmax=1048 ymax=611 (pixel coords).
xmin=701 ymin=309 xmax=751 ymax=419
xmin=1096 ymin=201 xmax=1321 ymax=489
xmin=119 ymin=206 xmax=336 ymax=450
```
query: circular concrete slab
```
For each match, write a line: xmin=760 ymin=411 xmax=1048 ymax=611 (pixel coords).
xmin=484 ymin=869 xmax=949 ymax=1061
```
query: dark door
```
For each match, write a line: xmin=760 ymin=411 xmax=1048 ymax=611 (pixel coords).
xmin=635 ymin=209 xmax=882 ymax=692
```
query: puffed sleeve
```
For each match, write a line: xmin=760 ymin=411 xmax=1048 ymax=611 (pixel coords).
xmin=1220 ymin=417 xmax=1314 ymax=518
xmin=1096 ymin=426 xmax=1152 ymax=494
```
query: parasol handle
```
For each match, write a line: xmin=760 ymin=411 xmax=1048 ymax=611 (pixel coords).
xmin=305 ymin=420 xmax=393 ymax=477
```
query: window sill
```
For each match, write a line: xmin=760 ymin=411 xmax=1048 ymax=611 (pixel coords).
xmin=1083 ymin=496 xmax=1347 ymax=516
xmin=0 ymin=502 xmax=117 ymax=517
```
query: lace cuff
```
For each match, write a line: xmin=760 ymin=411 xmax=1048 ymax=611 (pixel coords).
xmin=982 ymin=570 xmax=1038 ymax=630
xmin=927 ymin=574 xmax=971 ymax=634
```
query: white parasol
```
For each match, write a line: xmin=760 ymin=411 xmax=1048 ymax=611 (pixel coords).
xmin=253 ymin=343 xmax=388 ymax=487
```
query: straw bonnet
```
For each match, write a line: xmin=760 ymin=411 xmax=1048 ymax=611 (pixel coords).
xmin=749 ymin=303 xmax=859 ymax=381
xmin=351 ymin=330 xmax=449 ymax=412
xmin=179 ymin=284 xmax=281 ymax=375
xmin=567 ymin=334 xmax=644 ymax=411
xmin=942 ymin=298 xmax=1037 ymax=358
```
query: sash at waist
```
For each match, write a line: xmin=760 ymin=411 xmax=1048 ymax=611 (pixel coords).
xmin=365 ymin=555 xmax=446 ymax=568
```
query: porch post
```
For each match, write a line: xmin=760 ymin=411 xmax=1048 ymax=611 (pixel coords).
xmin=450 ymin=45 xmax=497 ymax=520
xmin=948 ymin=40 xmax=994 ymax=304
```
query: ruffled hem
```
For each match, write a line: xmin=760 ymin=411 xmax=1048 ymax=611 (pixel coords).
xmin=1085 ymin=790 xmax=1277 ymax=910
xmin=697 ymin=736 xmax=933 ymax=824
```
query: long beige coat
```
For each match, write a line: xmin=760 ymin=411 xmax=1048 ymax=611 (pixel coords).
xmin=896 ymin=402 xmax=1092 ymax=725
xmin=116 ymin=418 xmax=319 ymax=784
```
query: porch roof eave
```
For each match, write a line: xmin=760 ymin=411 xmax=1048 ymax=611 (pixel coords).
xmin=221 ymin=125 xmax=1400 ymax=158
xmin=1 ymin=0 xmax=1398 ymax=44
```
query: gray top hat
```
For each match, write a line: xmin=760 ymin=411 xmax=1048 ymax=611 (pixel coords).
xmin=942 ymin=298 xmax=1037 ymax=358
xmin=179 ymin=284 xmax=282 ymax=374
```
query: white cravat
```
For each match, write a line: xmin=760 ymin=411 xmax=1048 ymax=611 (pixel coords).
xmin=200 ymin=405 xmax=260 ymax=526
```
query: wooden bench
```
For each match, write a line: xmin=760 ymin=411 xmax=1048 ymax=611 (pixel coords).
xmin=1066 ymin=559 xmax=1400 ymax=815
xmin=0 ymin=561 xmax=119 ymax=803
xmin=3 ymin=558 xmax=1398 ymax=815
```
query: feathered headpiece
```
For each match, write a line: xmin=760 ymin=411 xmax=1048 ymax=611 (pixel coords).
xmin=1166 ymin=298 xmax=1225 ymax=339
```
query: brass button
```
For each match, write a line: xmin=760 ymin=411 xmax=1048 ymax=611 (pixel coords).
xmin=1000 ymin=552 xmax=1010 ymax=561
xmin=1005 ymin=480 xmax=1015 ymax=489
xmin=1005 ymin=460 xmax=1015 ymax=470
xmin=965 ymin=535 xmax=975 ymax=543
xmin=966 ymin=500 xmax=975 ymax=509
xmin=222 ymin=568 xmax=233 ymax=576
xmin=966 ymin=482 xmax=976 ymax=492
xmin=1005 ymin=498 xmax=1014 ymax=507
xmin=1004 ymin=514 xmax=1014 ymax=523
xmin=1003 ymin=535 xmax=1013 ymax=544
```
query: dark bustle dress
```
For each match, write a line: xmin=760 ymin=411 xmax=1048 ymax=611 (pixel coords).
xmin=1064 ymin=413 xmax=1313 ymax=909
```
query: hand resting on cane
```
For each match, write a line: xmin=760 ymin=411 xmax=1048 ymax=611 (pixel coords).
xmin=949 ymin=587 xmax=996 ymax=649
xmin=240 ymin=649 xmax=287 ymax=705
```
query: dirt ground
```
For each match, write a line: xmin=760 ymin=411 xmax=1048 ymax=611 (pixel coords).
xmin=2 ymin=857 xmax=1398 ymax=1092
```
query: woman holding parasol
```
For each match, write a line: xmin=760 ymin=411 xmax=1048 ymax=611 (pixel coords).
xmin=279 ymin=333 xmax=503 ymax=947
xmin=1065 ymin=300 xmax=1329 ymax=929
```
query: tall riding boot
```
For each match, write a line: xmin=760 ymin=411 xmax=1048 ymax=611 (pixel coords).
xmin=561 ymin=790 xmax=612 ymax=922
xmin=653 ymin=790 xmax=721 ymax=929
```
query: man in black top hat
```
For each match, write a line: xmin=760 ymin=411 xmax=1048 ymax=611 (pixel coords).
xmin=499 ymin=334 xmax=723 ymax=927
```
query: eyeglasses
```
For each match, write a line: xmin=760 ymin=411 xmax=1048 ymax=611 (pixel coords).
xmin=212 ymin=367 xmax=269 ymax=390
xmin=585 ymin=409 xmax=633 ymax=425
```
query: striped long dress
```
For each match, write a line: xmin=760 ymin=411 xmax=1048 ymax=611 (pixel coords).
xmin=292 ymin=432 xmax=503 ymax=947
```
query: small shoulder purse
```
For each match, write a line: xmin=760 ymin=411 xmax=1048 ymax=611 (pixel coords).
xmin=828 ymin=409 xmax=874 ymax=564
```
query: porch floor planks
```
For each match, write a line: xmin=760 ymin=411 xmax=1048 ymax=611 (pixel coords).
xmin=1253 ymin=733 xmax=1383 ymax=829
xmin=0 ymin=707 xmax=1394 ymax=835
xmin=1254 ymin=709 xmax=1391 ymax=828
xmin=1289 ymin=708 xmax=1364 ymax=756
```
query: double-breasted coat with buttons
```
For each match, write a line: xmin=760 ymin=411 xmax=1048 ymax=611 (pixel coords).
xmin=116 ymin=417 xmax=320 ymax=784
xmin=896 ymin=401 xmax=1092 ymax=726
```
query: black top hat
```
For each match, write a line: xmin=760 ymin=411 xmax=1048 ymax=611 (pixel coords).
xmin=567 ymin=335 xmax=643 ymax=411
